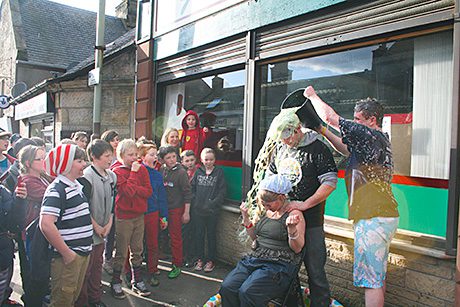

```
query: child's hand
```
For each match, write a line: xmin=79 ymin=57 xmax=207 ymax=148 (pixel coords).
xmin=15 ymin=182 xmax=27 ymax=199
xmin=94 ymin=224 xmax=105 ymax=238
xmin=181 ymin=211 xmax=190 ymax=224
xmin=160 ymin=221 xmax=168 ymax=230
xmin=131 ymin=161 xmax=141 ymax=172
xmin=203 ymin=127 xmax=209 ymax=133
xmin=63 ymin=249 xmax=77 ymax=265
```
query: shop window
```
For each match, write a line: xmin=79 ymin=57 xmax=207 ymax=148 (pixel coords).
xmin=258 ymin=31 xmax=452 ymax=179
xmin=157 ymin=70 xmax=245 ymax=200
xmin=257 ymin=31 xmax=453 ymax=238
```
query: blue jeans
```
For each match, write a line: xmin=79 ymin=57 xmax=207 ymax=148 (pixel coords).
xmin=304 ymin=226 xmax=330 ymax=307
xmin=219 ymin=256 xmax=297 ymax=307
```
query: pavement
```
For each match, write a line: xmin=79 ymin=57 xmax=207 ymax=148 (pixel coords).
xmin=9 ymin=255 xmax=233 ymax=307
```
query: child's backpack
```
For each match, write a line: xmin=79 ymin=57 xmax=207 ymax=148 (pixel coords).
xmin=26 ymin=183 xmax=65 ymax=284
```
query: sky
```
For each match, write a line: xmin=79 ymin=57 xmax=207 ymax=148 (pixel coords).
xmin=49 ymin=0 xmax=120 ymax=16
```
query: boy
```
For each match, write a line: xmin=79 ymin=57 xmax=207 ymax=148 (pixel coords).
xmin=110 ymin=139 xmax=152 ymax=299
xmin=40 ymin=144 xmax=93 ymax=307
xmin=180 ymin=110 xmax=209 ymax=158
xmin=75 ymin=139 xmax=117 ymax=307
xmin=159 ymin=146 xmax=192 ymax=278
xmin=137 ymin=140 xmax=168 ymax=286
xmin=180 ymin=149 xmax=197 ymax=267
xmin=181 ymin=150 xmax=198 ymax=181
xmin=192 ymin=148 xmax=226 ymax=272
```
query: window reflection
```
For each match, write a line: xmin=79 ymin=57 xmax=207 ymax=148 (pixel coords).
xmin=160 ymin=70 xmax=245 ymax=162
xmin=259 ymin=31 xmax=453 ymax=179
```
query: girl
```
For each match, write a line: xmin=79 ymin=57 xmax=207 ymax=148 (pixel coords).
xmin=191 ymin=148 xmax=226 ymax=272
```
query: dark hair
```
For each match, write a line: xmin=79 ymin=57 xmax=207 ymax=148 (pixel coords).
xmin=101 ymin=130 xmax=119 ymax=143
xmin=71 ymin=131 xmax=88 ymax=141
xmin=158 ymin=145 xmax=177 ymax=159
xmin=30 ymin=136 xmax=46 ymax=147
xmin=180 ymin=149 xmax=195 ymax=159
xmin=354 ymin=98 xmax=384 ymax=127
xmin=87 ymin=139 xmax=113 ymax=161
xmin=74 ymin=146 xmax=87 ymax=160
xmin=13 ymin=138 xmax=37 ymax=157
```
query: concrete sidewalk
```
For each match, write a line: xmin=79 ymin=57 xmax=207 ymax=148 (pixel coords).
xmin=10 ymin=256 xmax=233 ymax=307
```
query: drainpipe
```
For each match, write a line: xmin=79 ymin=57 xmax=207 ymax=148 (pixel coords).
xmin=454 ymin=0 xmax=460 ymax=305
xmin=92 ymin=0 xmax=106 ymax=140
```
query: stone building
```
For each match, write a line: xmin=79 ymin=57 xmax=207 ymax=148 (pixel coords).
xmin=0 ymin=0 xmax=135 ymax=143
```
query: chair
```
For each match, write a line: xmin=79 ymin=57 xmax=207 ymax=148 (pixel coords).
xmin=268 ymin=247 xmax=306 ymax=307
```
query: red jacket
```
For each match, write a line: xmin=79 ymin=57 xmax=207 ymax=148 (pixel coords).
xmin=113 ymin=164 xmax=152 ymax=219
xmin=181 ymin=110 xmax=209 ymax=157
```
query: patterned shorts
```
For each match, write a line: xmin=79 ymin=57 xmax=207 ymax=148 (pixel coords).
xmin=353 ymin=217 xmax=399 ymax=288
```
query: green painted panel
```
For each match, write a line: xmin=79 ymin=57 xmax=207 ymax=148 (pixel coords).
xmin=325 ymin=179 xmax=448 ymax=238
xmin=220 ymin=166 xmax=242 ymax=201
xmin=155 ymin=0 xmax=345 ymax=59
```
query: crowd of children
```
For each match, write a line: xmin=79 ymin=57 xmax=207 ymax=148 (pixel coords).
xmin=0 ymin=122 xmax=226 ymax=307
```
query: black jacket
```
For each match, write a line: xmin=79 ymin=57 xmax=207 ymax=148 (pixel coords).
xmin=0 ymin=186 xmax=25 ymax=270
xmin=191 ymin=166 xmax=226 ymax=216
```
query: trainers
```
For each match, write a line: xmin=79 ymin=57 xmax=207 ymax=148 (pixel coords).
xmin=193 ymin=259 xmax=203 ymax=271
xmin=150 ymin=275 xmax=160 ymax=287
xmin=2 ymin=299 xmax=23 ymax=306
xmin=111 ymin=283 xmax=126 ymax=299
xmin=103 ymin=260 xmax=113 ymax=275
xmin=132 ymin=281 xmax=151 ymax=297
xmin=168 ymin=265 xmax=181 ymax=279
xmin=204 ymin=261 xmax=215 ymax=272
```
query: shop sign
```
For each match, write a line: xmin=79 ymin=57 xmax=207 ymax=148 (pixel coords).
xmin=15 ymin=92 xmax=48 ymax=120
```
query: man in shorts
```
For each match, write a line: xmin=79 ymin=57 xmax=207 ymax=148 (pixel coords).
xmin=304 ymin=86 xmax=399 ymax=307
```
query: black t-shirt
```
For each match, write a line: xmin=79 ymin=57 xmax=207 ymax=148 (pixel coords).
xmin=339 ymin=118 xmax=399 ymax=220
xmin=268 ymin=138 xmax=337 ymax=228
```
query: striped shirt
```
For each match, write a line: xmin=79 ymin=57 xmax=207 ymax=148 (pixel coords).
xmin=41 ymin=175 xmax=93 ymax=256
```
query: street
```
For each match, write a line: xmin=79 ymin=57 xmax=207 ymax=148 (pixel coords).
xmin=10 ymin=255 xmax=232 ymax=307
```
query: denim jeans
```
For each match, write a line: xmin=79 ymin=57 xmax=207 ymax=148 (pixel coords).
xmin=304 ymin=225 xmax=330 ymax=307
xmin=219 ymin=256 xmax=297 ymax=307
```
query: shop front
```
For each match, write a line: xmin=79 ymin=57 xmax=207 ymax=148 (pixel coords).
xmin=15 ymin=91 xmax=55 ymax=150
xmin=137 ymin=0 xmax=458 ymax=305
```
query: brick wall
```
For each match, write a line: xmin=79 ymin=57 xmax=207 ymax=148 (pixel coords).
xmin=216 ymin=209 xmax=456 ymax=306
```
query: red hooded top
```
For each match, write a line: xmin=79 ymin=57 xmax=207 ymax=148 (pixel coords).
xmin=112 ymin=164 xmax=152 ymax=219
xmin=181 ymin=110 xmax=209 ymax=158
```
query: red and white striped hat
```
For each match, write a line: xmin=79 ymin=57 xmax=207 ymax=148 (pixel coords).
xmin=44 ymin=144 xmax=77 ymax=177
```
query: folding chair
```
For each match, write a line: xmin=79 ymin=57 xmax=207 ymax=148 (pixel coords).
xmin=268 ymin=247 xmax=306 ymax=307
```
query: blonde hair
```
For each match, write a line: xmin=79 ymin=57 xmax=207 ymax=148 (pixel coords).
xmin=161 ymin=127 xmax=179 ymax=147
xmin=117 ymin=139 xmax=137 ymax=160
xmin=200 ymin=147 xmax=215 ymax=158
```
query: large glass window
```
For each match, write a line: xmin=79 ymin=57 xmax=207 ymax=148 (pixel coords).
xmin=258 ymin=31 xmax=453 ymax=179
xmin=156 ymin=70 xmax=245 ymax=200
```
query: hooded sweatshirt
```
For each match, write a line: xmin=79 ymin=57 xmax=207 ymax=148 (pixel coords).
xmin=160 ymin=163 xmax=192 ymax=210
xmin=181 ymin=110 xmax=209 ymax=157
xmin=144 ymin=163 xmax=168 ymax=218
xmin=191 ymin=165 xmax=226 ymax=216
xmin=267 ymin=130 xmax=338 ymax=228
xmin=113 ymin=164 xmax=152 ymax=219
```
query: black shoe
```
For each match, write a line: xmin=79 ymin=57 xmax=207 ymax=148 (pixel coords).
xmin=110 ymin=283 xmax=126 ymax=299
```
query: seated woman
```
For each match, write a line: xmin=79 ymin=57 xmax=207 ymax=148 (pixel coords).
xmin=219 ymin=174 xmax=306 ymax=307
